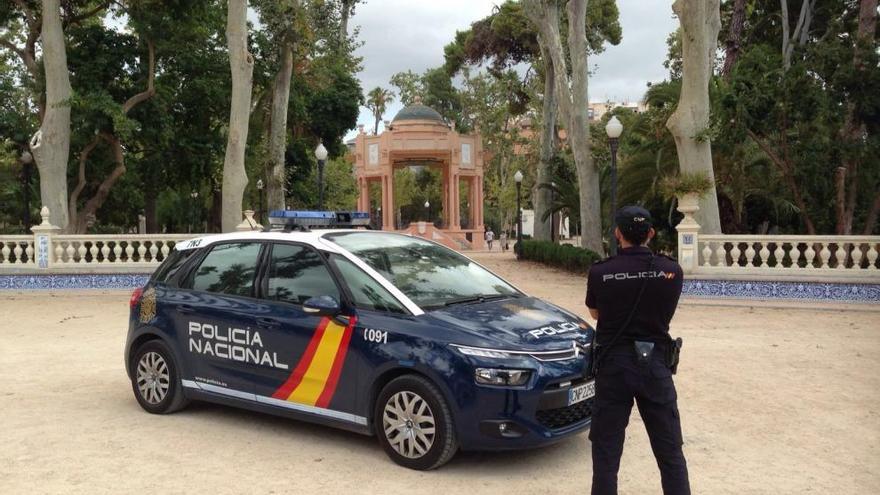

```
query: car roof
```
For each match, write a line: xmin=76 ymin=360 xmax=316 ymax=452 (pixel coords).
xmin=174 ymin=229 xmax=410 ymax=253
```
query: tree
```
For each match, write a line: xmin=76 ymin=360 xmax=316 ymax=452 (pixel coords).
xmin=29 ymin=0 xmax=72 ymax=229
xmin=257 ymin=0 xmax=298 ymax=212
xmin=365 ymin=86 xmax=394 ymax=135
xmin=524 ymin=0 xmax=605 ymax=253
xmin=222 ymin=0 xmax=254 ymax=231
xmin=666 ymin=0 xmax=723 ymax=234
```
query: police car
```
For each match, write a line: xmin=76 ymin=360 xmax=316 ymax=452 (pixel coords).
xmin=125 ymin=211 xmax=596 ymax=470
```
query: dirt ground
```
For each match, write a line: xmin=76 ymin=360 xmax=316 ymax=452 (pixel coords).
xmin=1 ymin=251 xmax=878 ymax=494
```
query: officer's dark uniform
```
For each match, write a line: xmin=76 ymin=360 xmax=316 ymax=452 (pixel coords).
xmin=585 ymin=207 xmax=690 ymax=495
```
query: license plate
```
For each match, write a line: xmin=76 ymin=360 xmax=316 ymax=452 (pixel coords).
xmin=568 ymin=380 xmax=595 ymax=406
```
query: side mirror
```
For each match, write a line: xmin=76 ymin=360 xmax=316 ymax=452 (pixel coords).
xmin=303 ymin=295 xmax=341 ymax=316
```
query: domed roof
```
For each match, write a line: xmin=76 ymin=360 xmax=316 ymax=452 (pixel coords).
xmin=392 ymin=95 xmax=445 ymax=124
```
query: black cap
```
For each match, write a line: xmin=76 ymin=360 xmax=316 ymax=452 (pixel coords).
xmin=615 ymin=205 xmax=653 ymax=235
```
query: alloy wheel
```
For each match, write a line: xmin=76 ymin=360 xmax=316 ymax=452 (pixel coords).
xmin=136 ymin=351 xmax=170 ymax=405
xmin=382 ymin=390 xmax=436 ymax=459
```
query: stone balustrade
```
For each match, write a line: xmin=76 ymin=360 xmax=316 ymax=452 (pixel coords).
xmin=676 ymin=193 xmax=880 ymax=283
xmin=0 ymin=207 xmax=196 ymax=273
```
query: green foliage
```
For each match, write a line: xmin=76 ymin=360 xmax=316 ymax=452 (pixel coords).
xmin=519 ymin=239 xmax=602 ymax=274
xmin=657 ymin=172 xmax=713 ymax=199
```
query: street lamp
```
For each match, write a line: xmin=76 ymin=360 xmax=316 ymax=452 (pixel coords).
xmin=315 ymin=141 xmax=328 ymax=209
xmin=605 ymin=115 xmax=623 ymax=255
xmin=514 ymin=170 xmax=524 ymax=258
xmin=424 ymin=200 xmax=430 ymax=222
xmin=190 ymin=191 xmax=199 ymax=233
xmin=255 ymin=179 xmax=264 ymax=224
xmin=20 ymin=150 xmax=33 ymax=228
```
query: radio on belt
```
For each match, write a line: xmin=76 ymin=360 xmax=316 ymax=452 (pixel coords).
xmin=267 ymin=210 xmax=370 ymax=230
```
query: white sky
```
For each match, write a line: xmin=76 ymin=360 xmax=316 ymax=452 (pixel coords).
xmin=348 ymin=0 xmax=677 ymax=137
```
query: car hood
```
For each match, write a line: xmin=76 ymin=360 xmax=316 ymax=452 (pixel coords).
xmin=425 ymin=296 xmax=592 ymax=350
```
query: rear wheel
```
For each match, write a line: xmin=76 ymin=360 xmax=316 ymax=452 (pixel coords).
xmin=131 ymin=340 xmax=188 ymax=414
xmin=374 ymin=375 xmax=457 ymax=470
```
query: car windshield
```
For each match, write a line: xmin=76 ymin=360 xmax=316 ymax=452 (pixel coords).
xmin=324 ymin=232 xmax=520 ymax=309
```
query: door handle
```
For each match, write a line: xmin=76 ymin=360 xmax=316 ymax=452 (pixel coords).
xmin=177 ymin=304 xmax=195 ymax=314
xmin=257 ymin=317 xmax=281 ymax=328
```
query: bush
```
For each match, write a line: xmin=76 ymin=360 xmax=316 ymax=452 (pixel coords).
xmin=518 ymin=240 xmax=602 ymax=274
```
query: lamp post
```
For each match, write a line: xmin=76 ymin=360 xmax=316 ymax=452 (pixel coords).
xmin=514 ymin=170 xmax=523 ymax=258
xmin=376 ymin=206 xmax=382 ymax=229
xmin=256 ymin=179 xmax=264 ymax=224
xmin=315 ymin=141 xmax=328 ymax=209
xmin=190 ymin=191 xmax=199 ymax=233
xmin=605 ymin=115 xmax=623 ymax=255
xmin=20 ymin=150 xmax=33 ymax=228
xmin=424 ymin=200 xmax=430 ymax=222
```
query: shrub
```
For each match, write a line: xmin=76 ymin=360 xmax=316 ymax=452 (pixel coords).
xmin=518 ymin=240 xmax=602 ymax=274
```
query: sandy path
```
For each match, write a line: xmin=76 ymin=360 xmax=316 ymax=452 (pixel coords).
xmin=1 ymin=252 xmax=878 ymax=494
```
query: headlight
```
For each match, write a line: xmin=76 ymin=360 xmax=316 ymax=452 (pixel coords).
xmin=475 ymin=368 xmax=532 ymax=386
xmin=452 ymin=345 xmax=513 ymax=359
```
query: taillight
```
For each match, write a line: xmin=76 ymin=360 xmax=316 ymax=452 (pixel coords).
xmin=130 ymin=287 xmax=144 ymax=309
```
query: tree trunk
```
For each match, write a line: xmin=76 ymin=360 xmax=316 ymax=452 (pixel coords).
xmin=222 ymin=0 xmax=254 ymax=232
xmin=565 ymin=0 xmax=602 ymax=253
xmin=721 ymin=0 xmax=746 ymax=79
xmin=532 ymin=44 xmax=556 ymax=242
xmin=340 ymin=0 xmax=355 ymax=42
xmin=525 ymin=0 xmax=603 ymax=254
xmin=266 ymin=42 xmax=293 ymax=212
xmin=863 ymin=189 xmax=880 ymax=235
xmin=666 ymin=0 xmax=723 ymax=234
xmin=29 ymin=0 xmax=71 ymax=229
xmin=72 ymin=135 xmax=126 ymax=234
xmin=834 ymin=0 xmax=876 ymax=235
xmin=144 ymin=188 xmax=158 ymax=233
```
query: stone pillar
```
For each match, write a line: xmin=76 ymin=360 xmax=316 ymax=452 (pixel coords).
xmin=451 ymin=173 xmax=460 ymax=229
xmin=235 ymin=210 xmax=262 ymax=231
xmin=382 ymin=174 xmax=394 ymax=229
xmin=31 ymin=206 xmax=61 ymax=269
xmin=475 ymin=176 xmax=484 ymax=228
xmin=676 ymin=193 xmax=701 ymax=274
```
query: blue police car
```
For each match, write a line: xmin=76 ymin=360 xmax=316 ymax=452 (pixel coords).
xmin=125 ymin=211 xmax=596 ymax=470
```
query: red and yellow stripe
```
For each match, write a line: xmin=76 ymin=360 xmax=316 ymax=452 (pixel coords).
xmin=272 ymin=316 xmax=356 ymax=408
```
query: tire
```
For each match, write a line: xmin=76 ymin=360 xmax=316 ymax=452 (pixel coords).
xmin=374 ymin=375 xmax=458 ymax=470
xmin=130 ymin=340 xmax=189 ymax=414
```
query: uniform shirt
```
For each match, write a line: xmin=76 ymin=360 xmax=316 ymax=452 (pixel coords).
xmin=585 ymin=246 xmax=683 ymax=347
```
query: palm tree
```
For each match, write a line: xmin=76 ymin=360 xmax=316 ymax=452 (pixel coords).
xmin=365 ymin=87 xmax=395 ymax=135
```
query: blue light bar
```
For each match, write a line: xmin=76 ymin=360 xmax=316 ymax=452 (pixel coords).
xmin=267 ymin=210 xmax=370 ymax=229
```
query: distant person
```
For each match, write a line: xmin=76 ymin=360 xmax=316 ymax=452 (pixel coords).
xmin=585 ymin=206 xmax=689 ymax=495
xmin=500 ymin=231 xmax=509 ymax=252
xmin=485 ymin=229 xmax=494 ymax=250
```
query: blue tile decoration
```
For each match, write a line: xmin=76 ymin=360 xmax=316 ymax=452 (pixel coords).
xmin=683 ymin=279 xmax=880 ymax=303
xmin=0 ymin=273 xmax=151 ymax=290
xmin=1 ymin=273 xmax=877 ymax=304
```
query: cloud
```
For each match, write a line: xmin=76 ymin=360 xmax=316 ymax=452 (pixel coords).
xmin=348 ymin=0 xmax=677 ymax=138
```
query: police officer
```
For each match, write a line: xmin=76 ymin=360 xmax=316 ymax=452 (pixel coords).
xmin=585 ymin=206 xmax=690 ymax=495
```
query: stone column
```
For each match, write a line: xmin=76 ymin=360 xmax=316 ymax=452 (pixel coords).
xmin=31 ymin=206 xmax=61 ymax=269
xmin=382 ymin=174 xmax=394 ymax=230
xmin=676 ymin=193 xmax=702 ymax=274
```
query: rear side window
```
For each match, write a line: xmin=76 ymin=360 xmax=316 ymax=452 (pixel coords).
xmin=330 ymin=255 xmax=407 ymax=314
xmin=152 ymin=248 xmax=196 ymax=284
xmin=266 ymin=243 xmax=339 ymax=305
xmin=191 ymin=242 xmax=262 ymax=297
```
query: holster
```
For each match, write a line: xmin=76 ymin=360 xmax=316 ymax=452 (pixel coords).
xmin=666 ymin=337 xmax=683 ymax=374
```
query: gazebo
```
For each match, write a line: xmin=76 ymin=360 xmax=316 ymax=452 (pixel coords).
xmin=351 ymin=97 xmax=486 ymax=249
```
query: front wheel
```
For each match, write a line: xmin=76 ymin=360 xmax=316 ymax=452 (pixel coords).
xmin=374 ymin=375 xmax=458 ymax=470
xmin=130 ymin=340 xmax=188 ymax=414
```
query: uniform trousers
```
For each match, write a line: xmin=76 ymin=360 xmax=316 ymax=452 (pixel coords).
xmin=589 ymin=348 xmax=690 ymax=495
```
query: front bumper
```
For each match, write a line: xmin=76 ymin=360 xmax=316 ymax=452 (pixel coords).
xmin=452 ymin=356 xmax=593 ymax=451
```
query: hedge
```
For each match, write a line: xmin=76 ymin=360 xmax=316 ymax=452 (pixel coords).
xmin=518 ymin=240 xmax=603 ymax=274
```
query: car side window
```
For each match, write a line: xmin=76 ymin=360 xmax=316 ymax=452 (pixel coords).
xmin=152 ymin=248 xmax=196 ymax=285
xmin=190 ymin=242 xmax=262 ymax=297
xmin=330 ymin=255 xmax=407 ymax=314
xmin=266 ymin=243 xmax=340 ymax=305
